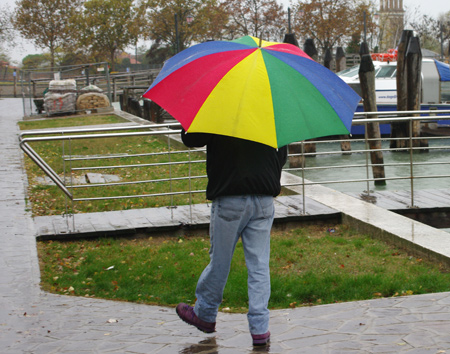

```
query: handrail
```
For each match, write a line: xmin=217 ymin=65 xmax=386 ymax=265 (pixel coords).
xmin=18 ymin=110 xmax=450 ymax=231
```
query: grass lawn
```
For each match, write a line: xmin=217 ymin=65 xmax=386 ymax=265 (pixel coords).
xmin=19 ymin=114 xmax=128 ymax=130
xmin=37 ymin=224 xmax=450 ymax=312
xmin=19 ymin=115 xmax=208 ymax=216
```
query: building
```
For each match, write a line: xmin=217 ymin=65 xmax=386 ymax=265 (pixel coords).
xmin=378 ymin=0 xmax=405 ymax=52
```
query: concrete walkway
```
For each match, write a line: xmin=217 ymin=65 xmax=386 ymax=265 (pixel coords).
xmin=2 ymin=98 xmax=450 ymax=353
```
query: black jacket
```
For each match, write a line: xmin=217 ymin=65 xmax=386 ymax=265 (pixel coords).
xmin=181 ymin=131 xmax=287 ymax=200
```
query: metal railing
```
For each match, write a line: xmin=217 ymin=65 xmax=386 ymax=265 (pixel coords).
xmin=19 ymin=110 xmax=450 ymax=230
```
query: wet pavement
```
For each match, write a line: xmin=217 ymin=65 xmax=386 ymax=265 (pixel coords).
xmin=2 ymin=98 xmax=450 ymax=353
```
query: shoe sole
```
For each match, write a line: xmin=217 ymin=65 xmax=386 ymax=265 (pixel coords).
xmin=253 ymin=339 xmax=270 ymax=346
xmin=176 ymin=306 xmax=215 ymax=333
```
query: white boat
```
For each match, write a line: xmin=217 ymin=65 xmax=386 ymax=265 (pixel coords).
xmin=337 ymin=56 xmax=450 ymax=135
xmin=337 ymin=57 xmax=450 ymax=105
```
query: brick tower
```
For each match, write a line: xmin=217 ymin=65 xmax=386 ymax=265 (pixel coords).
xmin=378 ymin=0 xmax=405 ymax=52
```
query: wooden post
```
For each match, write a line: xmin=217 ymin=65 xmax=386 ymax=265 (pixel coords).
xmin=324 ymin=48 xmax=332 ymax=69
xmin=122 ymin=88 xmax=129 ymax=112
xmin=406 ymin=36 xmax=428 ymax=148
xmin=335 ymin=47 xmax=346 ymax=72
xmin=32 ymin=81 xmax=37 ymax=98
xmin=391 ymin=30 xmax=413 ymax=149
xmin=303 ymin=39 xmax=318 ymax=61
xmin=359 ymin=54 xmax=386 ymax=186
xmin=150 ymin=101 xmax=163 ymax=123
xmin=359 ymin=42 xmax=369 ymax=57
xmin=283 ymin=33 xmax=299 ymax=47
xmin=112 ymin=78 xmax=117 ymax=102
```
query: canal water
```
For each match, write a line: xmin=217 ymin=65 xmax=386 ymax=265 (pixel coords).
xmin=289 ymin=138 xmax=450 ymax=232
xmin=291 ymin=138 xmax=450 ymax=194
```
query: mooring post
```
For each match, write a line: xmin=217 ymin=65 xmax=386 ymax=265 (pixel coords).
xmin=335 ymin=47 xmax=346 ymax=72
xmin=324 ymin=48 xmax=332 ymax=69
xmin=391 ymin=30 xmax=413 ymax=149
xmin=406 ymin=36 xmax=428 ymax=148
xmin=359 ymin=54 xmax=386 ymax=186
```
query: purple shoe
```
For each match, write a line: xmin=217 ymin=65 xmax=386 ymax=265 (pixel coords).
xmin=176 ymin=303 xmax=216 ymax=333
xmin=252 ymin=331 xmax=270 ymax=346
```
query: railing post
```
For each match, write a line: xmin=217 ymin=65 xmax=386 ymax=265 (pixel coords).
xmin=409 ymin=119 xmax=415 ymax=207
xmin=301 ymin=141 xmax=306 ymax=215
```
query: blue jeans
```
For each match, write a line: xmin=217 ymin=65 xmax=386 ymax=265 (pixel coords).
xmin=194 ymin=195 xmax=274 ymax=335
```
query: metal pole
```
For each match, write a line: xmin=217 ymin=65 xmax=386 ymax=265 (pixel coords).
xmin=363 ymin=11 xmax=367 ymax=44
xmin=104 ymin=62 xmax=112 ymax=106
xmin=409 ymin=119 xmax=414 ymax=207
xmin=301 ymin=141 xmax=306 ymax=215
xmin=364 ymin=121 xmax=370 ymax=195
xmin=288 ymin=7 xmax=291 ymax=33
xmin=85 ymin=65 xmax=90 ymax=86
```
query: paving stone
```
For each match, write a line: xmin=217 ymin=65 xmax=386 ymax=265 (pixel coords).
xmin=3 ymin=98 xmax=450 ymax=353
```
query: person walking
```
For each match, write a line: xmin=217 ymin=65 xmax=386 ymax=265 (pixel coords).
xmin=176 ymin=130 xmax=287 ymax=346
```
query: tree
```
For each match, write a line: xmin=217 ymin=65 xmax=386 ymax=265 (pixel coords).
xmin=13 ymin=0 xmax=82 ymax=68
xmin=0 ymin=5 xmax=15 ymax=44
xmin=77 ymin=0 xmax=143 ymax=71
xmin=410 ymin=12 xmax=450 ymax=55
xmin=0 ymin=5 xmax=14 ymax=62
xmin=22 ymin=53 xmax=52 ymax=69
xmin=145 ymin=40 xmax=173 ymax=65
xmin=291 ymin=0 xmax=376 ymax=54
xmin=223 ymin=0 xmax=286 ymax=41
xmin=144 ymin=0 xmax=228 ymax=55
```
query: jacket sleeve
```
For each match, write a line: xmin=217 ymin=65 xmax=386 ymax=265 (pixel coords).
xmin=181 ymin=129 xmax=211 ymax=148
xmin=277 ymin=145 xmax=288 ymax=167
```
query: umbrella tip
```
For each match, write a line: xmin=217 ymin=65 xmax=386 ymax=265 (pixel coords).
xmin=258 ymin=35 xmax=263 ymax=48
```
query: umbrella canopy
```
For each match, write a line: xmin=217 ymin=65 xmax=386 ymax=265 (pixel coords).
xmin=143 ymin=36 xmax=361 ymax=148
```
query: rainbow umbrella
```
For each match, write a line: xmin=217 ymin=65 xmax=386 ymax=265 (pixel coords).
xmin=143 ymin=36 xmax=361 ymax=148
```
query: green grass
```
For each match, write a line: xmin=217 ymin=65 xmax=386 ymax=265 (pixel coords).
xmin=19 ymin=115 xmax=127 ymax=130
xmin=37 ymin=224 xmax=450 ymax=311
xmin=19 ymin=116 xmax=209 ymax=216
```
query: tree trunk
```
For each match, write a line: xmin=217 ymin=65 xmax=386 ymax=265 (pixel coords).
xmin=359 ymin=54 xmax=386 ymax=186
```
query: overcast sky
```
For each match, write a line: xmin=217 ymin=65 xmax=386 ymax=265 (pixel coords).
xmin=3 ymin=0 xmax=449 ymax=64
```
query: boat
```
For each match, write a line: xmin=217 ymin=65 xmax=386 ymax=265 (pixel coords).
xmin=337 ymin=55 xmax=450 ymax=135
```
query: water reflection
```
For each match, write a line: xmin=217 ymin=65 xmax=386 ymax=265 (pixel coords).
xmin=179 ymin=337 xmax=218 ymax=354
xmin=179 ymin=337 xmax=272 ymax=354
xmin=250 ymin=344 xmax=271 ymax=353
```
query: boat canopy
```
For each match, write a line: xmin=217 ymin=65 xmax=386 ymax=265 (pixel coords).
xmin=435 ymin=60 xmax=450 ymax=82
